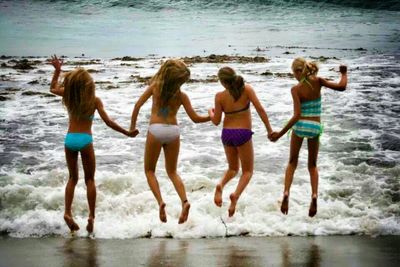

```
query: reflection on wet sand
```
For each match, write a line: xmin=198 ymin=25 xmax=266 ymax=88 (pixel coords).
xmin=224 ymin=245 xmax=259 ymax=267
xmin=281 ymin=239 xmax=321 ymax=267
xmin=62 ymin=237 xmax=98 ymax=267
xmin=147 ymin=239 xmax=189 ymax=267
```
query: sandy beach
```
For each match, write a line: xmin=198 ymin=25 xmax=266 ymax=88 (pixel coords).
xmin=0 ymin=236 xmax=399 ymax=267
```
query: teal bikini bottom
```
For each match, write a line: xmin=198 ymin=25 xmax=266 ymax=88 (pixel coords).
xmin=64 ymin=133 xmax=93 ymax=151
xmin=292 ymin=120 xmax=322 ymax=139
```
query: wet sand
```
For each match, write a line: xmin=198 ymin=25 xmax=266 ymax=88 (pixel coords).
xmin=0 ymin=236 xmax=399 ymax=267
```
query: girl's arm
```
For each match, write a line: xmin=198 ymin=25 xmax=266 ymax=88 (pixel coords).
xmin=320 ymin=65 xmax=348 ymax=91
xmin=96 ymin=97 xmax=134 ymax=137
xmin=274 ymin=87 xmax=301 ymax=140
xmin=247 ymin=85 xmax=273 ymax=135
xmin=130 ymin=86 xmax=153 ymax=132
xmin=209 ymin=92 xmax=222 ymax=126
xmin=181 ymin=92 xmax=211 ymax=123
xmin=50 ymin=55 xmax=64 ymax=96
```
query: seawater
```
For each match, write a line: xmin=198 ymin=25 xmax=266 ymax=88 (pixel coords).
xmin=0 ymin=0 xmax=399 ymax=238
xmin=0 ymin=0 xmax=399 ymax=57
xmin=0 ymin=53 xmax=399 ymax=238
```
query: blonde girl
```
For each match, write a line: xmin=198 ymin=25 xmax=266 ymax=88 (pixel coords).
xmin=270 ymin=57 xmax=347 ymax=217
xmin=130 ymin=59 xmax=210 ymax=223
xmin=50 ymin=55 xmax=136 ymax=233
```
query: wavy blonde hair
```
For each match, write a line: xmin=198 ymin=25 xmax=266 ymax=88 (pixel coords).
xmin=150 ymin=59 xmax=190 ymax=107
xmin=62 ymin=68 xmax=96 ymax=119
xmin=291 ymin=57 xmax=319 ymax=81
xmin=218 ymin=67 xmax=245 ymax=102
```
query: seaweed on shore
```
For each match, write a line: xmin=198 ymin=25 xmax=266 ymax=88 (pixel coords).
xmin=261 ymin=71 xmax=294 ymax=78
xmin=7 ymin=59 xmax=36 ymax=70
xmin=64 ymin=59 xmax=101 ymax=65
xmin=181 ymin=54 xmax=269 ymax=64
xmin=112 ymin=56 xmax=144 ymax=61
xmin=21 ymin=91 xmax=55 ymax=97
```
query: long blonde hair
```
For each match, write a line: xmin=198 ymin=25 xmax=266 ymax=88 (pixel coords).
xmin=62 ymin=68 xmax=96 ymax=119
xmin=291 ymin=57 xmax=319 ymax=81
xmin=150 ymin=59 xmax=190 ymax=107
xmin=218 ymin=67 xmax=245 ymax=102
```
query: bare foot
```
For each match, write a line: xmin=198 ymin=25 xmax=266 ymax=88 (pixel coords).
xmin=281 ymin=193 xmax=289 ymax=215
xmin=86 ymin=217 xmax=94 ymax=233
xmin=159 ymin=202 xmax=167 ymax=223
xmin=214 ymin=184 xmax=223 ymax=207
xmin=64 ymin=214 xmax=80 ymax=232
xmin=308 ymin=197 xmax=317 ymax=217
xmin=178 ymin=201 xmax=191 ymax=224
xmin=228 ymin=193 xmax=238 ymax=217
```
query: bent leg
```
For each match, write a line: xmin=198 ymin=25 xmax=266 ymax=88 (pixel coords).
xmin=144 ymin=132 xmax=165 ymax=222
xmin=281 ymin=132 xmax=303 ymax=215
xmin=307 ymin=136 xmax=319 ymax=217
xmin=81 ymin=144 xmax=96 ymax=233
xmin=64 ymin=147 xmax=80 ymax=232
xmin=215 ymin=145 xmax=239 ymax=207
xmin=164 ymin=138 xmax=190 ymax=224
xmin=229 ymin=140 xmax=254 ymax=217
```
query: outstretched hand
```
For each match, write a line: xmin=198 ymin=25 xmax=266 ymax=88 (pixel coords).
xmin=269 ymin=131 xmax=281 ymax=142
xmin=127 ymin=129 xmax=139 ymax=137
xmin=51 ymin=55 xmax=63 ymax=71
xmin=339 ymin=65 xmax=347 ymax=74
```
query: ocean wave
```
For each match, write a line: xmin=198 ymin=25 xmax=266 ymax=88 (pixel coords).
xmin=0 ymin=54 xmax=399 ymax=238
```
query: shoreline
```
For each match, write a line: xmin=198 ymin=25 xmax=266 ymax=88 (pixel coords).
xmin=0 ymin=44 xmax=377 ymax=61
xmin=0 ymin=236 xmax=399 ymax=266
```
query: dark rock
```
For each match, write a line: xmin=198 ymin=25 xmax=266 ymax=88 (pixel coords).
xmin=28 ymin=80 xmax=39 ymax=85
xmin=64 ymin=60 xmax=101 ymax=65
xmin=274 ymin=72 xmax=294 ymax=78
xmin=181 ymin=54 xmax=269 ymax=64
xmin=106 ymin=85 xmax=119 ymax=90
xmin=21 ymin=91 xmax=55 ymax=97
xmin=87 ymin=69 xmax=102 ymax=73
xmin=95 ymin=81 xmax=112 ymax=84
xmin=11 ymin=59 xmax=35 ymax=70
xmin=187 ymin=75 xmax=218 ymax=83
xmin=112 ymin=56 xmax=143 ymax=61
xmin=130 ymin=75 xmax=151 ymax=84
xmin=310 ymin=56 xmax=339 ymax=62
xmin=261 ymin=71 xmax=273 ymax=76
xmin=0 ymin=96 xmax=11 ymax=101
xmin=380 ymin=133 xmax=400 ymax=151
xmin=366 ymin=158 xmax=396 ymax=168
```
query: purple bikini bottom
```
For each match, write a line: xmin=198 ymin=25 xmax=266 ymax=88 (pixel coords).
xmin=221 ymin=128 xmax=254 ymax=147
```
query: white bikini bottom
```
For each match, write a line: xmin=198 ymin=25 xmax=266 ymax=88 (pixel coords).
xmin=148 ymin=123 xmax=180 ymax=145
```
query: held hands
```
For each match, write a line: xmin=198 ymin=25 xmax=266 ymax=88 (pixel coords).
xmin=339 ymin=65 xmax=347 ymax=74
xmin=51 ymin=55 xmax=63 ymax=71
xmin=127 ymin=129 xmax=139 ymax=137
xmin=268 ymin=131 xmax=281 ymax=142
xmin=208 ymin=108 xmax=215 ymax=118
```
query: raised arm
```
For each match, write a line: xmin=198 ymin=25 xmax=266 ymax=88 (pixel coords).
xmin=129 ymin=85 xmax=153 ymax=132
xmin=319 ymin=65 xmax=348 ymax=91
xmin=50 ymin=55 xmax=64 ymax=96
xmin=181 ymin=92 xmax=211 ymax=123
xmin=247 ymin=85 xmax=273 ymax=134
xmin=209 ymin=92 xmax=223 ymax=126
xmin=275 ymin=87 xmax=301 ymax=140
xmin=96 ymin=97 xmax=134 ymax=137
